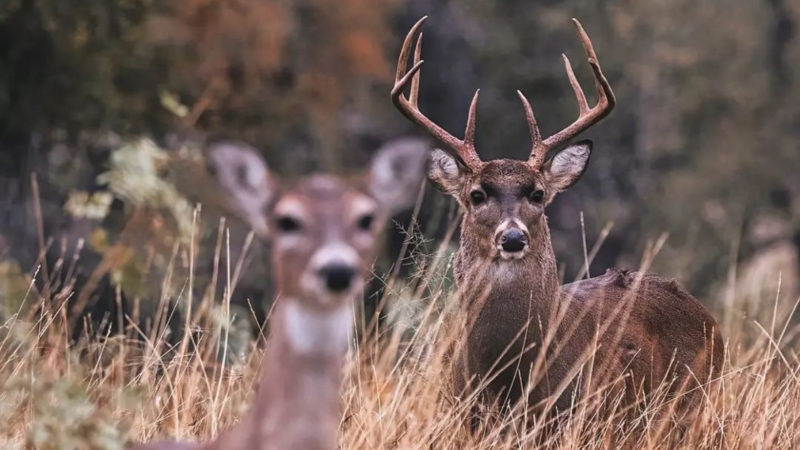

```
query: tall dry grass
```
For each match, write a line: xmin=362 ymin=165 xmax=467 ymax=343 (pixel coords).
xmin=1 ymin=215 xmax=799 ymax=449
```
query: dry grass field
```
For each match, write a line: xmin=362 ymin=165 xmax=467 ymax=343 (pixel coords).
xmin=1 ymin=2 xmax=799 ymax=449
xmin=1 ymin=221 xmax=798 ymax=449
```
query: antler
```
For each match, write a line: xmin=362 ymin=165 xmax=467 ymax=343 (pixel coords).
xmin=521 ymin=19 xmax=616 ymax=168
xmin=392 ymin=17 xmax=483 ymax=171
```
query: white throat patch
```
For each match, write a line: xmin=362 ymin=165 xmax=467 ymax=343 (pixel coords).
xmin=284 ymin=300 xmax=353 ymax=355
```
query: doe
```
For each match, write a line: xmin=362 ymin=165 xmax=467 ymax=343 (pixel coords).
xmin=133 ymin=141 xmax=426 ymax=450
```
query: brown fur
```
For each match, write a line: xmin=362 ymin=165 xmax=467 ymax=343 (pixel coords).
xmin=434 ymin=158 xmax=723 ymax=415
xmin=131 ymin=142 xmax=427 ymax=449
xmin=131 ymin=177 xmax=375 ymax=450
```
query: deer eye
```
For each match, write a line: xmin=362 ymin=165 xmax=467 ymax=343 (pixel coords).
xmin=529 ymin=189 xmax=545 ymax=203
xmin=276 ymin=216 xmax=302 ymax=233
xmin=470 ymin=190 xmax=486 ymax=205
xmin=357 ymin=214 xmax=374 ymax=231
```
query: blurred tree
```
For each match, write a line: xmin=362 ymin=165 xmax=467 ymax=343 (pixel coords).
xmin=0 ymin=0 xmax=399 ymax=167
xmin=0 ymin=0 xmax=401 ymax=333
xmin=0 ymin=0 xmax=156 ymax=137
xmin=140 ymin=0 xmax=399 ymax=170
xmin=1 ymin=0 xmax=798 ymax=325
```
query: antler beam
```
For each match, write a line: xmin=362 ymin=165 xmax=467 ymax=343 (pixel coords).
xmin=393 ymin=17 xmax=614 ymax=170
xmin=523 ymin=19 xmax=616 ymax=168
xmin=392 ymin=17 xmax=483 ymax=171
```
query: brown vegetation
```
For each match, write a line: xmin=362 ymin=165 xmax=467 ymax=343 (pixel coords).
xmin=1 ymin=211 xmax=798 ymax=448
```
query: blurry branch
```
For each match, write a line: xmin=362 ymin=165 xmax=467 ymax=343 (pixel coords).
xmin=183 ymin=75 xmax=226 ymax=129
xmin=97 ymin=139 xmax=194 ymax=241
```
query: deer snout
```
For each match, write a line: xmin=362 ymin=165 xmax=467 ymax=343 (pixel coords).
xmin=318 ymin=262 xmax=356 ymax=293
xmin=500 ymin=229 xmax=527 ymax=252
xmin=495 ymin=219 xmax=530 ymax=259
xmin=305 ymin=243 xmax=362 ymax=301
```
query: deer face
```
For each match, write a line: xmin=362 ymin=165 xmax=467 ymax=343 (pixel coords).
xmin=429 ymin=141 xmax=592 ymax=260
xmin=391 ymin=17 xmax=612 ymax=261
xmin=269 ymin=176 xmax=381 ymax=308
xmin=209 ymin=140 xmax=428 ymax=310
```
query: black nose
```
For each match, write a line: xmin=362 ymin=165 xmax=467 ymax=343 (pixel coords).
xmin=319 ymin=263 xmax=356 ymax=292
xmin=500 ymin=229 xmax=527 ymax=252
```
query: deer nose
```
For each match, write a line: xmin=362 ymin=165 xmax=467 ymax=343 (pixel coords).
xmin=500 ymin=229 xmax=527 ymax=253
xmin=318 ymin=263 xmax=356 ymax=292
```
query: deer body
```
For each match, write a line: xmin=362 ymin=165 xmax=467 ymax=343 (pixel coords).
xmin=451 ymin=163 xmax=722 ymax=411
xmin=456 ymin=228 xmax=722 ymax=411
xmin=392 ymin=18 xmax=723 ymax=412
xmin=133 ymin=143 xmax=426 ymax=450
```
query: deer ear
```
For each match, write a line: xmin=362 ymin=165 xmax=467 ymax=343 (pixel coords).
xmin=543 ymin=140 xmax=592 ymax=192
xmin=428 ymin=149 xmax=469 ymax=196
xmin=208 ymin=142 xmax=275 ymax=238
xmin=368 ymin=138 xmax=430 ymax=214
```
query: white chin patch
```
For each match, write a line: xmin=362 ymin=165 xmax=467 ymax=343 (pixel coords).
xmin=299 ymin=278 xmax=361 ymax=308
xmin=316 ymin=288 xmax=359 ymax=308
xmin=498 ymin=247 xmax=528 ymax=260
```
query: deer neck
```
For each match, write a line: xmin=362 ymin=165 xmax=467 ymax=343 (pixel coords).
xmin=210 ymin=296 xmax=353 ymax=450
xmin=455 ymin=217 xmax=560 ymax=325
xmin=257 ymin=297 xmax=351 ymax=447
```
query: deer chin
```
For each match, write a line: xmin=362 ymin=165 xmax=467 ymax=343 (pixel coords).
xmin=497 ymin=246 xmax=529 ymax=261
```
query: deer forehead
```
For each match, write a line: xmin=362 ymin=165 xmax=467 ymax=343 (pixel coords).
xmin=473 ymin=159 xmax=542 ymax=191
xmin=273 ymin=176 xmax=378 ymax=222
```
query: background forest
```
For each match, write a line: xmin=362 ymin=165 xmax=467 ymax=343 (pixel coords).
xmin=1 ymin=0 xmax=800 ymax=448
xmin=2 ymin=0 xmax=799 ymax=321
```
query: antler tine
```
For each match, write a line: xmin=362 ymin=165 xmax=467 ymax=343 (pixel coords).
xmin=574 ymin=19 xmax=615 ymax=108
xmin=562 ymin=54 xmax=589 ymax=114
xmin=391 ymin=17 xmax=483 ymax=170
xmin=392 ymin=59 xmax=425 ymax=98
xmin=409 ymin=32 xmax=423 ymax=106
xmin=528 ymin=19 xmax=616 ymax=166
xmin=517 ymin=90 xmax=547 ymax=166
xmin=394 ymin=17 xmax=426 ymax=84
xmin=464 ymin=89 xmax=480 ymax=148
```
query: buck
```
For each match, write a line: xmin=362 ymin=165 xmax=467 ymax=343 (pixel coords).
xmin=133 ymin=141 xmax=426 ymax=450
xmin=392 ymin=17 xmax=724 ymax=414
